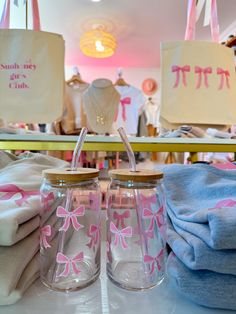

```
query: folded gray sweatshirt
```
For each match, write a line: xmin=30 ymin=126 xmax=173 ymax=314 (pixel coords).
xmin=167 ymin=252 xmax=236 ymax=310
xmin=156 ymin=163 xmax=236 ymax=249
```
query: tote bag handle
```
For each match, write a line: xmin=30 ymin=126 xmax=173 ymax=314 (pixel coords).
xmin=0 ymin=0 xmax=41 ymax=30
xmin=184 ymin=0 xmax=219 ymax=43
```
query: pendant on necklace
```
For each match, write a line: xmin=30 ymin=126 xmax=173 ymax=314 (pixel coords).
xmin=96 ymin=115 xmax=105 ymax=125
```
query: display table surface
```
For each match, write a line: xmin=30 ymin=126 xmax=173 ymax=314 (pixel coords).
xmin=0 ymin=244 xmax=233 ymax=314
xmin=0 ymin=134 xmax=236 ymax=153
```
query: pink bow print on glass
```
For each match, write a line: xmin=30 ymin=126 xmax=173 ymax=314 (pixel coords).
xmin=217 ymin=68 xmax=230 ymax=90
xmin=143 ymin=206 xmax=165 ymax=231
xmin=41 ymin=192 xmax=54 ymax=212
xmin=86 ymin=224 xmax=101 ymax=251
xmin=114 ymin=97 xmax=131 ymax=122
xmin=133 ymin=225 xmax=154 ymax=246
xmin=194 ymin=66 xmax=212 ymax=89
xmin=110 ymin=221 xmax=132 ymax=250
xmin=40 ymin=225 xmax=51 ymax=249
xmin=0 ymin=184 xmax=40 ymax=206
xmin=89 ymin=193 xmax=100 ymax=212
xmin=140 ymin=194 xmax=156 ymax=210
xmin=172 ymin=65 xmax=190 ymax=88
xmin=56 ymin=205 xmax=85 ymax=232
xmin=56 ymin=252 xmax=84 ymax=277
xmin=113 ymin=210 xmax=130 ymax=229
xmin=143 ymin=206 xmax=166 ymax=240
xmin=144 ymin=249 xmax=165 ymax=275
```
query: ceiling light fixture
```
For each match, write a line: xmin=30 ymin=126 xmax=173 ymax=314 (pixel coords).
xmin=79 ymin=29 xmax=116 ymax=58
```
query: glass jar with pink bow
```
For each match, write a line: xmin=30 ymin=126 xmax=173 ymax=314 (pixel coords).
xmin=40 ymin=168 xmax=101 ymax=291
xmin=106 ymin=169 xmax=166 ymax=290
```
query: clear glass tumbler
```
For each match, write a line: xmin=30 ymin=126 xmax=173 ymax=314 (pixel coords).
xmin=40 ymin=168 xmax=101 ymax=291
xmin=106 ymin=169 xmax=166 ymax=291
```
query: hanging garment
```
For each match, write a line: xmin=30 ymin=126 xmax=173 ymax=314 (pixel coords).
xmin=144 ymin=97 xmax=160 ymax=128
xmin=53 ymin=83 xmax=89 ymax=135
xmin=112 ymin=85 xmax=145 ymax=135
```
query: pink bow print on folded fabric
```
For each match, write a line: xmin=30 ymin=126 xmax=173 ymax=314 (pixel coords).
xmin=113 ymin=210 xmax=130 ymax=229
xmin=89 ymin=193 xmax=100 ymax=212
xmin=217 ymin=68 xmax=230 ymax=90
xmin=56 ymin=205 xmax=85 ymax=232
xmin=195 ymin=66 xmax=212 ymax=89
xmin=209 ymin=199 xmax=236 ymax=210
xmin=144 ymin=249 xmax=164 ymax=275
xmin=87 ymin=224 xmax=101 ymax=250
xmin=40 ymin=225 xmax=51 ymax=249
xmin=110 ymin=221 xmax=132 ymax=250
xmin=0 ymin=184 xmax=40 ymax=206
xmin=143 ymin=206 xmax=165 ymax=231
xmin=56 ymin=252 xmax=84 ymax=277
xmin=114 ymin=97 xmax=131 ymax=122
xmin=172 ymin=65 xmax=190 ymax=88
xmin=41 ymin=192 xmax=54 ymax=212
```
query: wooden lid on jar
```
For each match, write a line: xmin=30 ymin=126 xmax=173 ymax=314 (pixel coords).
xmin=109 ymin=169 xmax=163 ymax=182
xmin=43 ymin=168 xmax=99 ymax=183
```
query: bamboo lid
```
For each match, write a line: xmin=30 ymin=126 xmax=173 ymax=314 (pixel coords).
xmin=109 ymin=169 xmax=163 ymax=182
xmin=43 ymin=168 xmax=99 ymax=183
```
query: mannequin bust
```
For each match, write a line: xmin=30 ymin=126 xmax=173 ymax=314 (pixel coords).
xmin=83 ymin=78 xmax=120 ymax=134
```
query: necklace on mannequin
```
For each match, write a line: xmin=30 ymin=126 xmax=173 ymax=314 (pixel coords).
xmin=83 ymin=79 xmax=120 ymax=133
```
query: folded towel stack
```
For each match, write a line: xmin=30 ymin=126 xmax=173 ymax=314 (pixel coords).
xmin=157 ymin=163 xmax=236 ymax=310
xmin=0 ymin=152 xmax=68 ymax=305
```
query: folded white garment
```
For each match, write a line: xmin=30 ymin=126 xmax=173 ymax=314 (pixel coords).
xmin=0 ymin=151 xmax=18 ymax=169
xmin=0 ymin=152 xmax=68 ymax=245
xmin=0 ymin=253 xmax=39 ymax=306
xmin=0 ymin=210 xmax=59 ymax=305
xmin=0 ymin=229 xmax=39 ymax=300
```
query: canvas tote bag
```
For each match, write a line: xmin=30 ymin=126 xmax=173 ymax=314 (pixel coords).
xmin=160 ymin=0 xmax=236 ymax=129
xmin=0 ymin=0 xmax=65 ymax=123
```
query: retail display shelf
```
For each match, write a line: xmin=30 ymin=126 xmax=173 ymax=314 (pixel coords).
xmin=0 ymin=243 xmax=231 ymax=314
xmin=0 ymin=134 xmax=236 ymax=154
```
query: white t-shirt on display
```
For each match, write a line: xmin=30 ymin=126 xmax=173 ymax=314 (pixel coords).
xmin=112 ymin=85 xmax=145 ymax=135
xmin=144 ymin=97 xmax=161 ymax=128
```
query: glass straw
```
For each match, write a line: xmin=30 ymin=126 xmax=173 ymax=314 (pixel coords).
xmin=52 ymin=127 xmax=88 ymax=284
xmin=117 ymin=127 xmax=150 ymax=276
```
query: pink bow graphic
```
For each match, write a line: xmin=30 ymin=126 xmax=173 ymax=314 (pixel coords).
xmin=144 ymin=249 xmax=164 ymax=275
xmin=41 ymin=192 xmax=54 ymax=212
xmin=56 ymin=205 xmax=85 ymax=232
xmin=133 ymin=225 xmax=154 ymax=246
xmin=217 ymin=68 xmax=230 ymax=90
xmin=114 ymin=97 xmax=131 ymax=121
xmin=172 ymin=65 xmax=190 ymax=88
xmin=40 ymin=225 xmax=51 ymax=249
xmin=110 ymin=221 xmax=132 ymax=250
xmin=86 ymin=224 xmax=101 ymax=250
xmin=0 ymin=184 xmax=40 ymax=206
xmin=89 ymin=193 xmax=100 ymax=212
xmin=209 ymin=199 xmax=236 ymax=210
xmin=140 ymin=194 xmax=156 ymax=210
xmin=143 ymin=206 xmax=165 ymax=231
xmin=113 ymin=210 xmax=130 ymax=228
xmin=195 ymin=66 xmax=212 ymax=89
xmin=56 ymin=252 xmax=84 ymax=277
